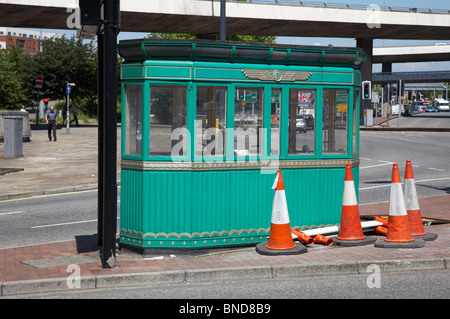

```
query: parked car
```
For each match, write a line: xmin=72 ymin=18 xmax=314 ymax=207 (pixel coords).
xmin=296 ymin=114 xmax=307 ymax=133
xmin=425 ymin=105 xmax=436 ymax=112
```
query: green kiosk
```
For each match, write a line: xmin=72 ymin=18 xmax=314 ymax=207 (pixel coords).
xmin=118 ymin=39 xmax=366 ymax=252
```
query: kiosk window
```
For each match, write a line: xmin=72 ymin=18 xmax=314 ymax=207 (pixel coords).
xmin=234 ymin=88 xmax=264 ymax=156
xmin=125 ymin=84 xmax=142 ymax=156
xmin=196 ymin=86 xmax=226 ymax=157
xmin=149 ymin=85 xmax=187 ymax=156
xmin=271 ymin=89 xmax=281 ymax=156
xmin=288 ymin=89 xmax=316 ymax=155
xmin=323 ymin=89 xmax=348 ymax=154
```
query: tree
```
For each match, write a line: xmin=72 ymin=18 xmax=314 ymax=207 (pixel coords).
xmin=147 ymin=33 xmax=276 ymax=44
xmin=0 ymin=46 xmax=29 ymax=110
xmin=22 ymin=36 xmax=98 ymax=114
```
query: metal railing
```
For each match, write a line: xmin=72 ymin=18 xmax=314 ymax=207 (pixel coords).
xmin=229 ymin=0 xmax=450 ymax=14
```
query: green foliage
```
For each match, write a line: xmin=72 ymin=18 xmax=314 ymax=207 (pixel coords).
xmin=0 ymin=46 xmax=30 ymax=109
xmin=147 ymin=33 xmax=276 ymax=44
xmin=22 ymin=36 xmax=98 ymax=114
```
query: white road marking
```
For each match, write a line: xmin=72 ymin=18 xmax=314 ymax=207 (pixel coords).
xmin=0 ymin=211 xmax=25 ymax=216
xmin=31 ymin=217 xmax=120 ymax=229
xmin=360 ymin=177 xmax=450 ymax=191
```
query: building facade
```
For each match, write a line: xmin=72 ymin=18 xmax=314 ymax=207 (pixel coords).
xmin=0 ymin=27 xmax=61 ymax=54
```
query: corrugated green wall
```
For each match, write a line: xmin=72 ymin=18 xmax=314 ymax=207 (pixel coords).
xmin=120 ymin=166 xmax=358 ymax=249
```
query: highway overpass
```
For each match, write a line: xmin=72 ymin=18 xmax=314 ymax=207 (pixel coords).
xmin=372 ymin=71 xmax=450 ymax=84
xmin=1 ymin=0 xmax=450 ymax=39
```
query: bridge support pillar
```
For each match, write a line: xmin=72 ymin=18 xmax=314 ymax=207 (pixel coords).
xmin=382 ymin=62 xmax=392 ymax=73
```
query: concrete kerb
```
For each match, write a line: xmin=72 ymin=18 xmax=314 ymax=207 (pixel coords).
xmin=1 ymin=257 xmax=448 ymax=297
xmin=0 ymin=184 xmax=100 ymax=201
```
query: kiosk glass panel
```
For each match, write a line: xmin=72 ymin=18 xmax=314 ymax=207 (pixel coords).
xmin=323 ymin=89 xmax=348 ymax=154
xmin=288 ymin=89 xmax=316 ymax=155
xmin=234 ymin=88 xmax=264 ymax=156
xmin=125 ymin=84 xmax=142 ymax=155
xmin=149 ymin=85 xmax=187 ymax=156
xmin=196 ymin=86 xmax=227 ymax=157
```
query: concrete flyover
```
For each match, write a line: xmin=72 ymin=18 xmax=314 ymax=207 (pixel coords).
xmin=373 ymin=45 xmax=450 ymax=64
xmin=372 ymin=71 xmax=450 ymax=84
xmin=1 ymin=0 xmax=450 ymax=39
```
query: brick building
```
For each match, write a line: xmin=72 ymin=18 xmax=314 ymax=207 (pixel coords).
xmin=0 ymin=27 xmax=61 ymax=54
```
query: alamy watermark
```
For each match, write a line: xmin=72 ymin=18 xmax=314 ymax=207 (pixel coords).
xmin=366 ymin=264 xmax=381 ymax=288
xmin=366 ymin=4 xmax=381 ymax=29
xmin=66 ymin=7 xmax=81 ymax=29
xmin=66 ymin=264 xmax=81 ymax=289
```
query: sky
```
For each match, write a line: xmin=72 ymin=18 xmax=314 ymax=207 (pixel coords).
xmin=26 ymin=0 xmax=450 ymax=72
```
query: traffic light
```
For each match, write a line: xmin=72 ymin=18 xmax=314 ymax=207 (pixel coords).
xmin=362 ymin=81 xmax=371 ymax=100
xmin=43 ymin=98 xmax=49 ymax=111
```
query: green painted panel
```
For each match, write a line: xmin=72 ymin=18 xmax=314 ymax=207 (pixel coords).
xmin=119 ymin=165 xmax=355 ymax=249
xmin=146 ymin=65 xmax=192 ymax=79
xmin=121 ymin=65 xmax=144 ymax=79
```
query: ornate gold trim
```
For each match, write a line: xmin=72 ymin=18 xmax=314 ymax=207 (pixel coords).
xmin=121 ymin=158 xmax=360 ymax=171
xmin=242 ymin=69 xmax=312 ymax=82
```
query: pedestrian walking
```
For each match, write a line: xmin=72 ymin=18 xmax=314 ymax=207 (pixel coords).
xmin=70 ymin=104 xmax=79 ymax=126
xmin=62 ymin=105 xmax=67 ymax=125
xmin=45 ymin=105 xmax=58 ymax=142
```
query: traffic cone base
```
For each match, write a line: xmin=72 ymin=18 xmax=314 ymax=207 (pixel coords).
xmin=413 ymin=232 xmax=438 ymax=241
xmin=334 ymin=236 xmax=377 ymax=246
xmin=374 ymin=237 xmax=425 ymax=248
xmin=256 ymin=241 xmax=307 ymax=255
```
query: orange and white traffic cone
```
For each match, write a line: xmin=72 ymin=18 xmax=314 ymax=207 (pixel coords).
xmin=404 ymin=160 xmax=437 ymax=241
xmin=256 ymin=169 xmax=307 ymax=255
xmin=375 ymin=163 xmax=424 ymax=248
xmin=334 ymin=163 xmax=376 ymax=246
xmin=292 ymin=229 xmax=314 ymax=245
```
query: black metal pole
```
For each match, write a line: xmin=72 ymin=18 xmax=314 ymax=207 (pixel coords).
xmin=220 ymin=0 xmax=226 ymax=41
xmin=101 ymin=0 xmax=119 ymax=268
xmin=97 ymin=32 xmax=104 ymax=247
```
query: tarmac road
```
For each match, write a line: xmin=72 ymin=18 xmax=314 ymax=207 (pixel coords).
xmin=5 ymin=268 xmax=448 ymax=299
xmin=359 ymin=131 xmax=450 ymax=205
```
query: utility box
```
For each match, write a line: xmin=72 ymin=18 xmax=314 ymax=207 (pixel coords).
xmin=364 ymin=109 xmax=373 ymax=127
xmin=3 ymin=116 xmax=23 ymax=158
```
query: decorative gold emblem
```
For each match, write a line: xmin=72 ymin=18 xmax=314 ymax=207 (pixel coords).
xmin=242 ymin=69 xmax=312 ymax=82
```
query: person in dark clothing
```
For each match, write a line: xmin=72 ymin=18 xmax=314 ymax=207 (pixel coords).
xmin=45 ymin=105 xmax=58 ymax=141
xmin=70 ymin=104 xmax=79 ymax=126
